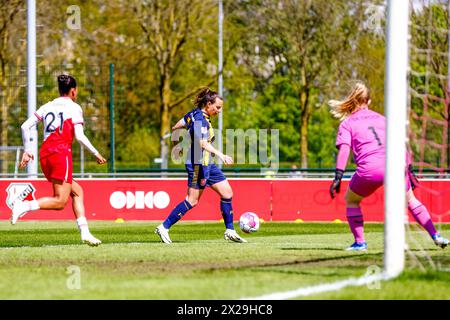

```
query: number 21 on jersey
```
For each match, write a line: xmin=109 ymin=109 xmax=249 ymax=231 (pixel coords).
xmin=45 ymin=112 xmax=64 ymax=133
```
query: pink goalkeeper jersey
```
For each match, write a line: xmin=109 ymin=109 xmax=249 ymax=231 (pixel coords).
xmin=336 ymin=108 xmax=385 ymax=175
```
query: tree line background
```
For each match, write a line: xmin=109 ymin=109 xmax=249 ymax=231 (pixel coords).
xmin=0 ymin=0 xmax=448 ymax=173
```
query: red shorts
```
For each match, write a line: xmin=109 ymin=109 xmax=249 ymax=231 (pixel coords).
xmin=40 ymin=153 xmax=73 ymax=184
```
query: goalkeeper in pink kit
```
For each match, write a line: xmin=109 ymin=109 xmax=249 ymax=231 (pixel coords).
xmin=329 ymin=82 xmax=448 ymax=251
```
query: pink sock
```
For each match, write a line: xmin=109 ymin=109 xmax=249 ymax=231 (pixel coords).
xmin=408 ymin=198 xmax=437 ymax=238
xmin=347 ymin=207 xmax=365 ymax=243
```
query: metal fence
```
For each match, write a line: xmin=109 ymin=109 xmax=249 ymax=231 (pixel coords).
xmin=0 ymin=64 xmax=112 ymax=174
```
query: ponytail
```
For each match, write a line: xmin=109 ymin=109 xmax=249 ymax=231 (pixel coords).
xmin=194 ymin=87 xmax=222 ymax=109
xmin=328 ymin=82 xmax=371 ymax=120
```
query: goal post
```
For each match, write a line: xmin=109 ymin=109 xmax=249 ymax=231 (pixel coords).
xmin=383 ymin=0 xmax=409 ymax=278
xmin=27 ymin=0 xmax=38 ymax=177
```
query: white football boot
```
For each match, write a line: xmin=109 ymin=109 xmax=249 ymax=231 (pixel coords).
xmin=155 ymin=224 xmax=172 ymax=244
xmin=82 ymin=233 xmax=102 ymax=247
xmin=10 ymin=200 xmax=31 ymax=225
xmin=224 ymin=229 xmax=247 ymax=243
xmin=432 ymin=234 xmax=449 ymax=249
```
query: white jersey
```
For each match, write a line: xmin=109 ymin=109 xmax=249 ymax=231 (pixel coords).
xmin=34 ymin=97 xmax=84 ymax=142
xmin=21 ymin=96 xmax=98 ymax=158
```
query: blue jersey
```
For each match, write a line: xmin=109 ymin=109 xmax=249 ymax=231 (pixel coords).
xmin=183 ymin=108 xmax=215 ymax=166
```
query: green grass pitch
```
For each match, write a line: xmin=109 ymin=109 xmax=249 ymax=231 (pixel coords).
xmin=0 ymin=221 xmax=449 ymax=299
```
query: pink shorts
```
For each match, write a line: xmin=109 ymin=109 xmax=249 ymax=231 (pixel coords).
xmin=349 ymin=169 xmax=412 ymax=197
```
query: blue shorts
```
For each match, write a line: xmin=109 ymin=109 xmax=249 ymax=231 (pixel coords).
xmin=186 ymin=164 xmax=226 ymax=190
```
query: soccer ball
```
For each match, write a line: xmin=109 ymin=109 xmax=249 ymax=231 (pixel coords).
xmin=239 ymin=212 xmax=260 ymax=233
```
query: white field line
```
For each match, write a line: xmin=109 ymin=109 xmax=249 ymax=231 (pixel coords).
xmin=241 ymin=273 xmax=393 ymax=300
xmin=0 ymin=242 xmax=149 ymax=250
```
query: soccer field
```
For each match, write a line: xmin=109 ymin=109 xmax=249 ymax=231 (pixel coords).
xmin=0 ymin=221 xmax=449 ymax=300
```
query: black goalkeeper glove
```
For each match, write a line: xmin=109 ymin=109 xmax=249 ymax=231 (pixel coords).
xmin=330 ymin=169 xmax=344 ymax=199
xmin=408 ymin=164 xmax=419 ymax=190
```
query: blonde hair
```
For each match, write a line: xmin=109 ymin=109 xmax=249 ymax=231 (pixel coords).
xmin=328 ymin=82 xmax=371 ymax=120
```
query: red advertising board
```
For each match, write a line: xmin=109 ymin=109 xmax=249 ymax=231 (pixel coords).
xmin=1 ymin=178 xmax=449 ymax=222
xmin=271 ymin=180 xmax=387 ymax=222
xmin=0 ymin=179 xmax=271 ymax=222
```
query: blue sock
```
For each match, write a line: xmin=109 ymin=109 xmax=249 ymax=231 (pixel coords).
xmin=221 ymin=198 xmax=234 ymax=230
xmin=163 ymin=200 xmax=193 ymax=229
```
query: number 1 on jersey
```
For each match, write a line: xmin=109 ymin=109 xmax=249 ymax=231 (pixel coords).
xmin=45 ymin=112 xmax=64 ymax=134
xmin=368 ymin=126 xmax=382 ymax=146
xmin=58 ymin=112 xmax=64 ymax=133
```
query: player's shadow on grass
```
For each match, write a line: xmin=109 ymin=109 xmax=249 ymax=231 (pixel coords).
xmin=407 ymin=248 xmax=442 ymax=252
xmin=247 ymin=252 xmax=382 ymax=268
xmin=281 ymin=247 xmax=347 ymax=251
xmin=252 ymin=268 xmax=347 ymax=278
xmin=246 ymin=253 xmax=383 ymax=277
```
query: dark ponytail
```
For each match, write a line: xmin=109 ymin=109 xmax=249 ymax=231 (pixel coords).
xmin=194 ymin=87 xmax=222 ymax=109
xmin=57 ymin=74 xmax=77 ymax=95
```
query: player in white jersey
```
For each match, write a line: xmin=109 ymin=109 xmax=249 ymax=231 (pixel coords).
xmin=11 ymin=75 xmax=107 ymax=246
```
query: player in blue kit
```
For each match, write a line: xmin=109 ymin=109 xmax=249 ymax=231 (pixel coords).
xmin=155 ymin=87 xmax=247 ymax=244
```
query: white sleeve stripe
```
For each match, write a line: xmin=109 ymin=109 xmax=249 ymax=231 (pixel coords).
xmin=65 ymin=156 xmax=69 ymax=182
